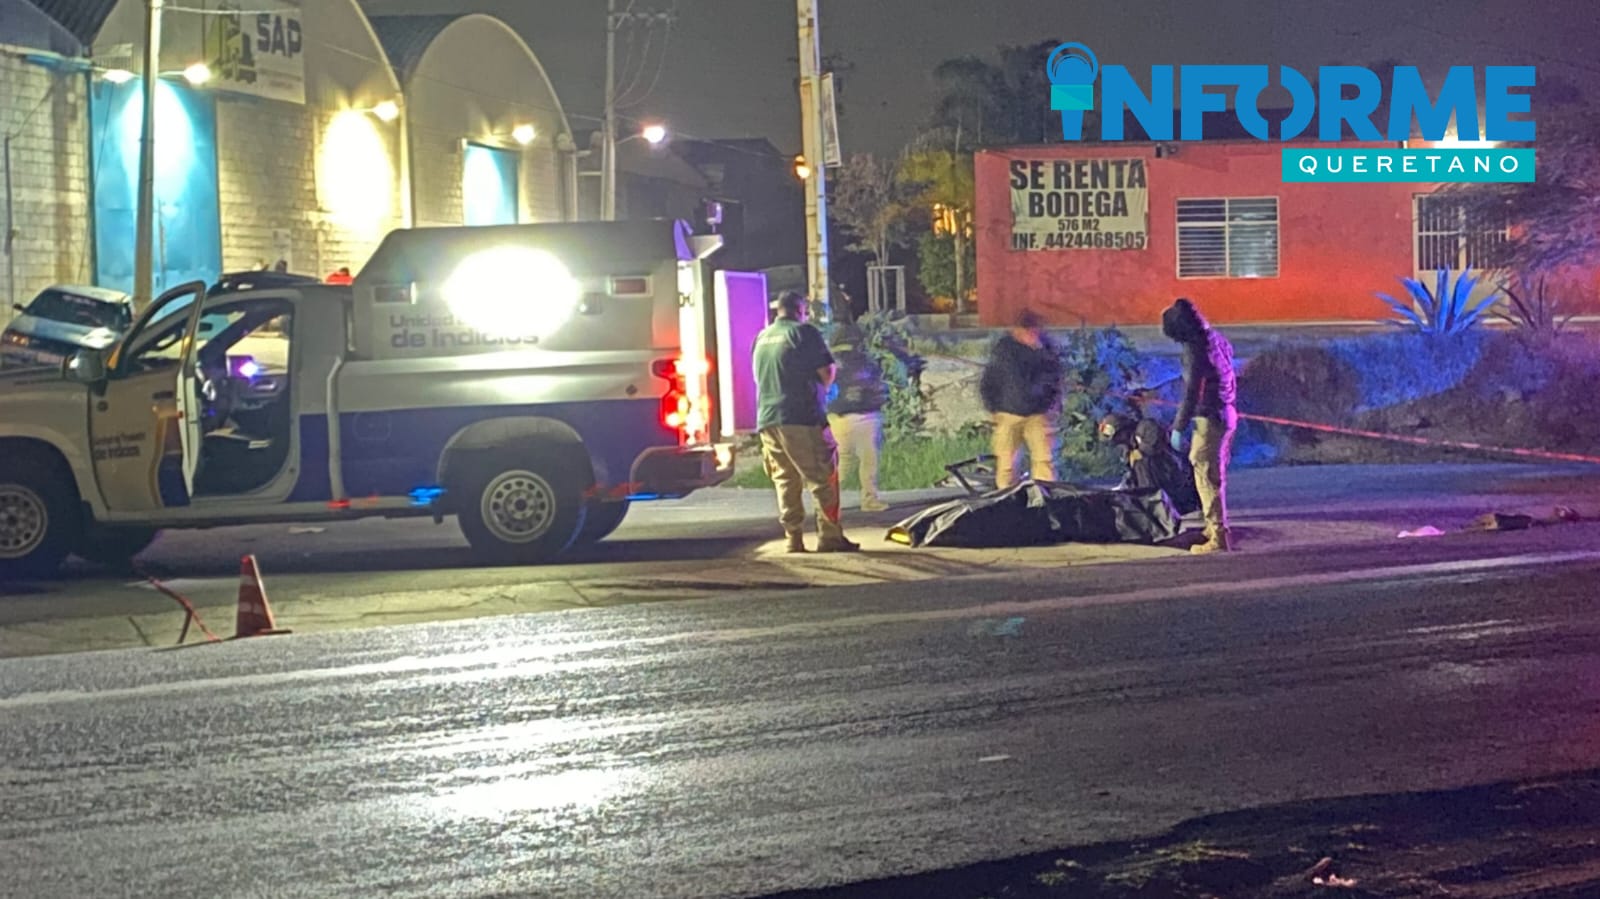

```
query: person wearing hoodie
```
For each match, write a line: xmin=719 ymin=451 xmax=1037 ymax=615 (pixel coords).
xmin=1161 ymin=297 xmax=1238 ymax=553
xmin=979 ymin=308 xmax=1064 ymax=489
xmin=825 ymin=324 xmax=892 ymax=512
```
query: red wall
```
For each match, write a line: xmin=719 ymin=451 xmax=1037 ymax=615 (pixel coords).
xmin=975 ymin=142 xmax=1424 ymax=327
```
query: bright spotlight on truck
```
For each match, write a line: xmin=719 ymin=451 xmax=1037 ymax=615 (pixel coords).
xmin=441 ymin=247 xmax=581 ymax=339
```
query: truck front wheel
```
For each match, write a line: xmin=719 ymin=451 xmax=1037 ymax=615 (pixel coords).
xmin=455 ymin=452 xmax=588 ymax=564
xmin=0 ymin=455 xmax=81 ymax=581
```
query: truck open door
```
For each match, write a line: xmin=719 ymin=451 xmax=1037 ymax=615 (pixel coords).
xmin=170 ymin=282 xmax=212 ymax=497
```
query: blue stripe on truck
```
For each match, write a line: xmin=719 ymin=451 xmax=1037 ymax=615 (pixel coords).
xmin=288 ymin=399 xmax=671 ymax=502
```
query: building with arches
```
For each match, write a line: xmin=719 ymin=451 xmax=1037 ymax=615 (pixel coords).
xmin=0 ymin=0 xmax=577 ymax=325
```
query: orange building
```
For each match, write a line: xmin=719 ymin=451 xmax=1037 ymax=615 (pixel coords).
xmin=974 ymin=140 xmax=1539 ymax=328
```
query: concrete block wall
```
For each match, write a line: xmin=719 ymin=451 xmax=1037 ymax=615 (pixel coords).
xmin=216 ymin=98 xmax=403 ymax=278
xmin=412 ymin=135 xmax=565 ymax=228
xmin=522 ymin=145 xmax=563 ymax=223
xmin=0 ymin=51 xmax=93 ymax=325
xmin=411 ymin=129 xmax=464 ymax=228
xmin=215 ymin=97 xmax=318 ymax=275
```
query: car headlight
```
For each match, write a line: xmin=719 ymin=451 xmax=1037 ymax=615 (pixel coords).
xmin=440 ymin=247 xmax=581 ymax=340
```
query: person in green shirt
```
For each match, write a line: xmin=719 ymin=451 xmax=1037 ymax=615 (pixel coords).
xmin=752 ymin=291 xmax=860 ymax=553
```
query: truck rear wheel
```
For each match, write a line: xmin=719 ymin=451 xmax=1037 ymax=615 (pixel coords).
xmin=574 ymin=500 xmax=630 ymax=544
xmin=0 ymin=454 xmax=81 ymax=581
xmin=455 ymin=450 xmax=588 ymax=564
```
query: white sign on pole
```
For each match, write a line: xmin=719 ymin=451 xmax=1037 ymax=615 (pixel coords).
xmin=203 ymin=1 xmax=307 ymax=105
xmin=821 ymin=72 xmax=842 ymax=168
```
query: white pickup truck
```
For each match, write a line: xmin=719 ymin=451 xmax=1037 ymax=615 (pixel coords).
xmin=0 ymin=219 xmax=735 ymax=580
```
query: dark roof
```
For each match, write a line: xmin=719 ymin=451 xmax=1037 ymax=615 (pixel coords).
xmin=366 ymin=13 xmax=467 ymax=85
xmin=23 ymin=0 xmax=115 ymax=47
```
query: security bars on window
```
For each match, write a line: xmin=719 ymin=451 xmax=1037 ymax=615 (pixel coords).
xmin=1413 ymin=194 xmax=1512 ymax=272
xmin=1176 ymin=197 xmax=1280 ymax=279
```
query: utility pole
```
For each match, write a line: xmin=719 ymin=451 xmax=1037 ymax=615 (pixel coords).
xmin=133 ymin=0 xmax=163 ymax=310
xmin=795 ymin=0 xmax=830 ymax=320
xmin=601 ymin=0 xmax=618 ymax=221
xmin=602 ymin=4 xmax=674 ymax=221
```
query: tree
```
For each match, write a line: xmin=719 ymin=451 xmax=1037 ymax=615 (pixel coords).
xmin=929 ymin=39 xmax=1064 ymax=149
xmin=828 ymin=153 xmax=913 ymax=270
xmin=898 ymin=138 xmax=976 ymax=312
xmin=1449 ymin=78 xmax=1598 ymax=276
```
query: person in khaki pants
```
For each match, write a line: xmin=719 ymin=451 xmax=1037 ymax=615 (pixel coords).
xmin=825 ymin=324 xmax=891 ymax=512
xmin=752 ymin=291 xmax=860 ymax=554
xmin=1162 ymin=298 xmax=1238 ymax=553
xmin=979 ymin=309 xmax=1064 ymax=489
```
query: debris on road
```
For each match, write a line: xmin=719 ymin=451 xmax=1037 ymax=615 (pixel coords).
xmin=1397 ymin=526 xmax=1445 ymax=538
xmin=1467 ymin=512 xmax=1536 ymax=532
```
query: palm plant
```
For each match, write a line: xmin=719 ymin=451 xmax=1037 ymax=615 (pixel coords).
xmin=1378 ymin=268 xmax=1499 ymax=336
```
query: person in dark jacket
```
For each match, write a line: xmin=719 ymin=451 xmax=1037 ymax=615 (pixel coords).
xmin=979 ymin=308 xmax=1064 ymax=489
xmin=1098 ymin=412 xmax=1201 ymax=516
xmin=1162 ymin=297 xmax=1238 ymax=553
xmin=825 ymin=324 xmax=891 ymax=511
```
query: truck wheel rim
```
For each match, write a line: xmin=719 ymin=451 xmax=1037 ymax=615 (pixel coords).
xmin=0 ymin=485 xmax=48 ymax=559
xmin=482 ymin=470 xmax=556 ymax=544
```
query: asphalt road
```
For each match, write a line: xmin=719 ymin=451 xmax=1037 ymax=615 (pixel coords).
xmin=4 ymin=522 xmax=1600 ymax=898
xmin=8 ymin=461 xmax=1592 ymax=606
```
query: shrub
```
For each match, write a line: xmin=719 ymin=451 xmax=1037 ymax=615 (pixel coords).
xmin=1052 ymin=326 xmax=1145 ymax=478
xmin=827 ymin=313 xmax=927 ymax=442
xmin=1498 ymin=275 xmax=1576 ymax=346
xmin=916 ymin=231 xmax=975 ymax=304
xmin=1327 ymin=331 xmax=1484 ymax=409
xmin=1378 ymin=267 xmax=1499 ymax=336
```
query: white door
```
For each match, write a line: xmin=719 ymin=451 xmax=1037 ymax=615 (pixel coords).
xmin=171 ymin=283 xmax=211 ymax=496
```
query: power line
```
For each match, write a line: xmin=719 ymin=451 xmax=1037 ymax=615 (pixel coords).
xmin=613 ymin=23 xmax=655 ymax=102
xmin=618 ymin=18 xmax=672 ymax=109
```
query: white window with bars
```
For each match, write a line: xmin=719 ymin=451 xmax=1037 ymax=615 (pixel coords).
xmin=1413 ymin=194 xmax=1511 ymax=272
xmin=1176 ymin=197 xmax=1280 ymax=279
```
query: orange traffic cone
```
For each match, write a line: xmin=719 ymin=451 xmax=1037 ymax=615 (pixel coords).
xmin=234 ymin=555 xmax=291 ymax=638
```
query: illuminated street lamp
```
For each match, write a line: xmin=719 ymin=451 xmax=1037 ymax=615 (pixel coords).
xmin=641 ymin=123 xmax=668 ymax=146
xmin=793 ymin=155 xmax=812 ymax=180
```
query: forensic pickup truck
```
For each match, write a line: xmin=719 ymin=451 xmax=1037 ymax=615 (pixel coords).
xmin=0 ymin=219 xmax=734 ymax=580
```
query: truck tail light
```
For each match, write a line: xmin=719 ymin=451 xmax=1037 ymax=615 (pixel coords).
xmin=652 ymin=356 xmax=712 ymax=445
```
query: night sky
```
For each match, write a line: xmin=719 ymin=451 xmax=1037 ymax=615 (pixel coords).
xmin=364 ymin=0 xmax=1600 ymax=156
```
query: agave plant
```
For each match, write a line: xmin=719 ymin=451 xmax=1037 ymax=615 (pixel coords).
xmin=1378 ymin=268 xmax=1500 ymax=336
xmin=1496 ymin=275 xmax=1575 ymax=344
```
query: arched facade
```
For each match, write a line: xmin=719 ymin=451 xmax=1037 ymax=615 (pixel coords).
xmin=0 ymin=1 xmax=575 ymax=316
xmin=93 ymin=0 xmax=406 ymax=283
xmin=370 ymin=14 xmax=574 ymax=229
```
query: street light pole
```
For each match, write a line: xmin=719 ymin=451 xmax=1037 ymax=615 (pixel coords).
xmin=601 ymin=0 xmax=617 ymax=221
xmin=795 ymin=0 xmax=830 ymax=320
xmin=133 ymin=0 xmax=163 ymax=310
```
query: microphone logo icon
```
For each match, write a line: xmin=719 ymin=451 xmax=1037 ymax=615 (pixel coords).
xmin=1047 ymin=43 xmax=1099 ymax=140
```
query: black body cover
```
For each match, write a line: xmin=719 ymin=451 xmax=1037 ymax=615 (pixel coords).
xmin=888 ymin=481 xmax=1182 ymax=548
